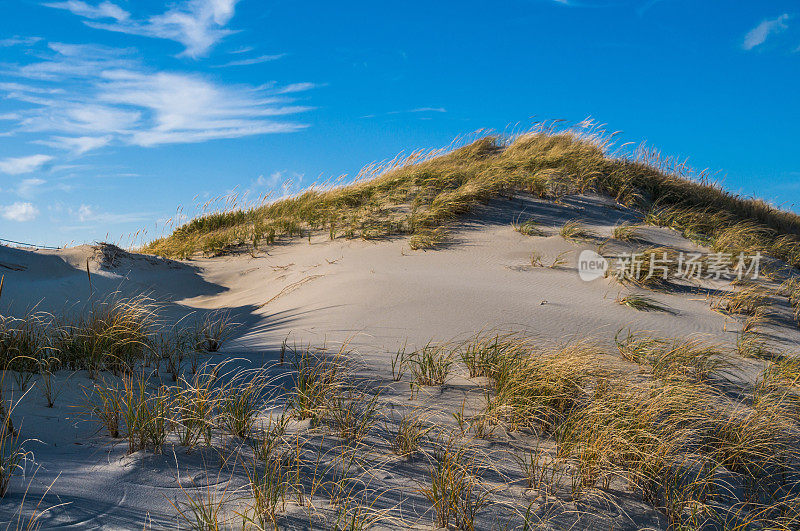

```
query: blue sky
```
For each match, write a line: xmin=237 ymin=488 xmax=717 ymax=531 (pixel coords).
xmin=0 ymin=0 xmax=798 ymax=247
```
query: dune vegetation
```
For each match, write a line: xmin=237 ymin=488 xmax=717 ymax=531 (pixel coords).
xmin=6 ymin=309 xmax=800 ymax=528
xmin=5 ymin=121 xmax=800 ymax=528
xmin=143 ymin=122 xmax=800 ymax=270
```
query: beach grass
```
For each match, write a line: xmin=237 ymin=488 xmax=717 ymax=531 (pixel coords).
xmin=140 ymin=122 xmax=800 ymax=267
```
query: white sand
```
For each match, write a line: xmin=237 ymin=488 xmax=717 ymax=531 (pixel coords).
xmin=1 ymin=193 xmax=796 ymax=528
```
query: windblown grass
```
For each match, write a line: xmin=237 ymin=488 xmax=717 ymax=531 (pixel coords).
xmin=463 ymin=330 xmax=800 ymax=528
xmin=142 ymin=122 xmax=800 ymax=265
xmin=615 ymin=292 xmax=673 ymax=313
xmin=558 ymin=220 xmax=596 ymax=242
xmin=612 ymin=222 xmax=641 ymax=242
xmin=511 ymin=216 xmax=544 ymax=236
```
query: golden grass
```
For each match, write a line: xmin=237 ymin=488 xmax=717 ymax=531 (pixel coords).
xmin=712 ymin=283 xmax=773 ymax=316
xmin=141 ymin=123 xmax=800 ymax=266
xmin=611 ymin=222 xmax=641 ymax=242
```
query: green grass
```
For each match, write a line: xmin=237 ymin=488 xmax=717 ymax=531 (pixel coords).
xmin=140 ymin=124 xmax=800 ymax=265
xmin=511 ymin=216 xmax=544 ymax=236
xmin=616 ymin=292 xmax=674 ymax=313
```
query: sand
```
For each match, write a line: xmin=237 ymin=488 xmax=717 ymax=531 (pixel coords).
xmin=1 ymin=193 xmax=796 ymax=529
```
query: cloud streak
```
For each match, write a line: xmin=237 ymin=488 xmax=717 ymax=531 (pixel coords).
xmin=0 ymin=154 xmax=53 ymax=175
xmin=1 ymin=42 xmax=314 ymax=148
xmin=46 ymin=0 xmax=241 ymax=57
xmin=743 ymin=14 xmax=791 ymax=50
xmin=215 ymin=54 xmax=286 ymax=67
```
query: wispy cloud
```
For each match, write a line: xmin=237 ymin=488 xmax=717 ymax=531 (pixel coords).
xmin=1 ymin=202 xmax=39 ymax=222
xmin=37 ymin=135 xmax=113 ymax=154
xmin=45 ymin=1 xmax=129 ymax=22
xmin=0 ymin=36 xmax=42 ymax=47
xmin=391 ymin=107 xmax=447 ymax=114
xmin=46 ymin=0 xmax=241 ymax=58
xmin=0 ymin=154 xmax=53 ymax=175
xmin=17 ymin=178 xmax=47 ymax=198
xmin=2 ymin=42 xmax=314 ymax=147
xmin=215 ymin=53 xmax=286 ymax=67
xmin=362 ymin=107 xmax=447 ymax=119
xmin=743 ymin=14 xmax=791 ymax=50
xmin=75 ymin=204 xmax=152 ymax=224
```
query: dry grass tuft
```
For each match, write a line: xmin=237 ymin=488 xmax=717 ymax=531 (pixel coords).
xmin=612 ymin=222 xmax=641 ymax=242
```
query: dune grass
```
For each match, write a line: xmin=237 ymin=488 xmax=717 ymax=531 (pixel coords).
xmin=612 ymin=222 xmax=641 ymax=242
xmin=141 ymin=122 xmax=800 ymax=267
xmin=615 ymin=292 xmax=673 ymax=313
xmin=453 ymin=331 xmax=800 ymax=528
xmin=511 ymin=216 xmax=544 ymax=236
xmin=7 ymin=316 xmax=800 ymax=527
xmin=0 ymin=295 xmax=237 ymax=381
xmin=558 ymin=220 xmax=596 ymax=242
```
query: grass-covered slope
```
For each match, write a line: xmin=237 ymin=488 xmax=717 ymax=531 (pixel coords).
xmin=143 ymin=127 xmax=800 ymax=267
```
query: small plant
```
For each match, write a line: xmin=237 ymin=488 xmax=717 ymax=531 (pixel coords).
xmin=391 ymin=344 xmax=407 ymax=381
xmin=0 ymin=380 xmax=26 ymax=497
xmin=327 ymin=387 xmax=381 ymax=444
xmin=612 ymin=222 xmax=640 ymax=242
xmin=736 ymin=330 xmax=774 ymax=360
xmin=549 ymin=250 xmax=571 ymax=269
xmin=407 ymin=343 xmax=454 ymax=386
xmin=409 ymin=227 xmax=446 ymax=250
xmin=420 ymin=439 xmax=489 ymax=530
xmin=85 ymin=377 xmax=125 ymax=438
xmin=176 ymin=369 xmax=219 ymax=448
xmin=530 ymin=250 xmax=544 ymax=267
xmin=37 ymin=357 xmax=61 ymax=408
xmin=460 ymin=334 xmax=522 ymax=378
xmin=219 ymin=373 xmax=264 ymax=439
xmin=241 ymin=454 xmax=287 ymax=529
xmin=54 ymin=294 xmax=154 ymax=376
xmin=252 ymin=413 xmax=289 ymax=462
xmin=615 ymin=330 xmax=728 ymax=382
xmin=195 ymin=310 xmax=237 ymax=353
xmin=121 ymin=375 xmax=171 ymax=454
xmin=287 ymin=348 xmax=342 ymax=422
xmin=559 ymin=220 xmax=595 ymax=242
xmin=713 ymin=284 xmax=772 ymax=316
xmin=512 ymin=216 xmax=544 ymax=236
xmin=170 ymin=469 xmax=232 ymax=531
xmin=514 ymin=444 xmax=548 ymax=491
xmin=616 ymin=292 xmax=673 ymax=313
xmin=391 ymin=411 xmax=429 ymax=457
xmin=151 ymin=330 xmax=188 ymax=382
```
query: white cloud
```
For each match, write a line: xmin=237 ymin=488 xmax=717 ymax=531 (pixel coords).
xmin=98 ymin=70 xmax=310 ymax=146
xmin=37 ymin=135 xmax=113 ymax=154
xmin=45 ymin=0 xmax=129 ymax=22
xmin=743 ymin=14 xmax=791 ymax=50
xmin=74 ymin=203 xmax=152 ymax=224
xmin=2 ymin=43 xmax=313 ymax=148
xmin=77 ymin=203 xmax=94 ymax=222
xmin=17 ymin=178 xmax=46 ymax=198
xmin=252 ymin=170 xmax=305 ymax=199
xmin=0 ymin=36 xmax=42 ymax=47
xmin=215 ymin=54 xmax=286 ymax=67
xmin=48 ymin=0 xmax=241 ymax=58
xmin=276 ymin=82 xmax=318 ymax=94
xmin=0 ymin=154 xmax=53 ymax=175
xmin=19 ymin=103 xmax=142 ymax=135
xmin=1 ymin=202 xmax=39 ymax=222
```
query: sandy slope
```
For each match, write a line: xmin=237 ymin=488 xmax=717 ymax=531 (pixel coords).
xmin=1 ymin=193 xmax=797 ymax=529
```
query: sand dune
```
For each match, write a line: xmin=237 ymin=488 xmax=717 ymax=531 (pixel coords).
xmin=1 ymin=194 xmax=798 ymax=529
